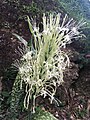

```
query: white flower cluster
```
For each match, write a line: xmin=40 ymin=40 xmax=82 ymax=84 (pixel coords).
xmin=18 ymin=50 xmax=69 ymax=111
xmin=15 ymin=13 xmax=85 ymax=112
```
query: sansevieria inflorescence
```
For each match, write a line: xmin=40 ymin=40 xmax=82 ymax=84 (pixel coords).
xmin=13 ymin=13 xmax=85 ymax=113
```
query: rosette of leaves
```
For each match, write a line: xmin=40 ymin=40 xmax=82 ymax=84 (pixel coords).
xmin=10 ymin=13 xmax=85 ymax=116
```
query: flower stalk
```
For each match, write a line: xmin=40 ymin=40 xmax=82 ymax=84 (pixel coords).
xmin=13 ymin=13 xmax=85 ymax=113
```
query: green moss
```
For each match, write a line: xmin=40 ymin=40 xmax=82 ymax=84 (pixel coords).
xmin=20 ymin=1 xmax=41 ymax=15
xmin=58 ymin=0 xmax=90 ymax=28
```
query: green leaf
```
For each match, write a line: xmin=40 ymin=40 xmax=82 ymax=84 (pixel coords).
xmin=2 ymin=91 xmax=10 ymax=97
xmin=13 ymin=33 xmax=28 ymax=47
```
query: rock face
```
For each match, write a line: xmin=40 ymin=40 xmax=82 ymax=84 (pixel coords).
xmin=63 ymin=48 xmax=79 ymax=87
xmin=76 ymin=63 xmax=90 ymax=97
xmin=0 ymin=30 xmax=22 ymax=76
xmin=56 ymin=48 xmax=80 ymax=104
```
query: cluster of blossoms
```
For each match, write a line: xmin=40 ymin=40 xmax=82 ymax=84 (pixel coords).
xmin=18 ymin=50 xmax=69 ymax=110
xmin=15 ymin=13 xmax=85 ymax=112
